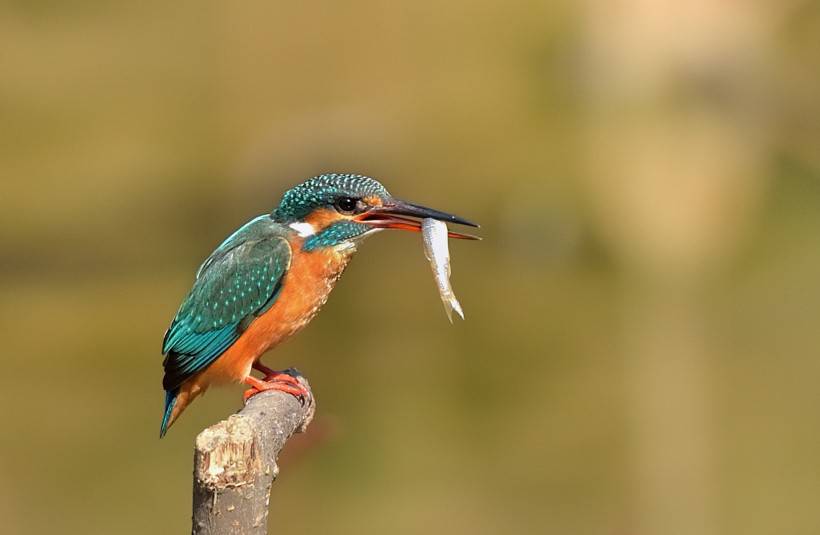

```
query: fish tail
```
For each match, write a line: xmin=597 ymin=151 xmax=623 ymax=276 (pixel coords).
xmin=443 ymin=295 xmax=464 ymax=323
xmin=444 ymin=302 xmax=454 ymax=323
xmin=450 ymin=297 xmax=464 ymax=321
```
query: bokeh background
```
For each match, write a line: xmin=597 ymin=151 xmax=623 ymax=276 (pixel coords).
xmin=2 ymin=1 xmax=820 ymax=534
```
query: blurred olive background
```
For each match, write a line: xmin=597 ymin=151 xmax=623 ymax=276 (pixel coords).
xmin=2 ymin=1 xmax=820 ymax=534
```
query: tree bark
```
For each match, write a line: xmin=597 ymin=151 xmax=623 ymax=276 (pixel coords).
xmin=192 ymin=369 xmax=315 ymax=534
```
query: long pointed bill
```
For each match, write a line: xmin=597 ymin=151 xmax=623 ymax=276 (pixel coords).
xmin=356 ymin=199 xmax=481 ymax=240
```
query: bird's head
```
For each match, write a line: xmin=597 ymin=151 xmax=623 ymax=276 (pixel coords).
xmin=272 ymin=173 xmax=479 ymax=252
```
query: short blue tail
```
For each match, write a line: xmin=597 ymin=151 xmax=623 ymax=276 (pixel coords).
xmin=159 ymin=390 xmax=178 ymax=438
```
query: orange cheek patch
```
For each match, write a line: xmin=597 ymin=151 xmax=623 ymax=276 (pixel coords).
xmin=363 ymin=195 xmax=384 ymax=207
xmin=305 ymin=208 xmax=345 ymax=229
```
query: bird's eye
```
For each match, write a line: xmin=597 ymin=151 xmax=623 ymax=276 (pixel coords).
xmin=334 ymin=197 xmax=359 ymax=215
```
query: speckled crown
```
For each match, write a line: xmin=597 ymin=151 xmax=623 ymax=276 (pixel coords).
xmin=272 ymin=173 xmax=389 ymax=222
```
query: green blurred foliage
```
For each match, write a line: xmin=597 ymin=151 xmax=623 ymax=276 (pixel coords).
xmin=1 ymin=1 xmax=820 ymax=534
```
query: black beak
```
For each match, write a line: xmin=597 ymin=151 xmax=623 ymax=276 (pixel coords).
xmin=379 ymin=199 xmax=479 ymax=228
xmin=356 ymin=199 xmax=481 ymax=240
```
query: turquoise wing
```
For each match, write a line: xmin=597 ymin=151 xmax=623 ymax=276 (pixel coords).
xmin=162 ymin=230 xmax=291 ymax=391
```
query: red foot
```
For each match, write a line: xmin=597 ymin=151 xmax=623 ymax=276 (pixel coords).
xmin=252 ymin=362 xmax=305 ymax=390
xmin=243 ymin=373 xmax=308 ymax=404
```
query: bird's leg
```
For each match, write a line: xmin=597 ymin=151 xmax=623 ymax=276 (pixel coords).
xmin=243 ymin=374 xmax=308 ymax=404
xmin=252 ymin=361 xmax=279 ymax=378
xmin=252 ymin=361 xmax=275 ymax=376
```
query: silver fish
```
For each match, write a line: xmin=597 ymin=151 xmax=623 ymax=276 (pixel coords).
xmin=422 ymin=218 xmax=464 ymax=322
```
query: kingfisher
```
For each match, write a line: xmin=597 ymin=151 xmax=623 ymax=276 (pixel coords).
xmin=160 ymin=173 xmax=478 ymax=436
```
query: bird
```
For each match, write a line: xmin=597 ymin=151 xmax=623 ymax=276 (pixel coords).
xmin=160 ymin=173 xmax=478 ymax=437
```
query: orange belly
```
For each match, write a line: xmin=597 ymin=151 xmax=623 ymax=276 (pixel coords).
xmin=167 ymin=240 xmax=351 ymax=427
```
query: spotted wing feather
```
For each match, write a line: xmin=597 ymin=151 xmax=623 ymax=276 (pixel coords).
xmin=162 ymin=224 xmax=291 ymax=391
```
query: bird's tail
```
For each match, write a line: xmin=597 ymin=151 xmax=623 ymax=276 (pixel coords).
xmin=159 ymin=389 xmax=178 ymax=438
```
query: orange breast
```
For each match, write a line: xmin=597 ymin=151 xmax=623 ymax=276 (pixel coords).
xmin=193 ymin=238 xmax=352 ymax=388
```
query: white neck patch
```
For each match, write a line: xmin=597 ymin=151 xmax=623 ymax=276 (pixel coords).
xmin=289 ymin=221 xmax=317 ymax=237
xmin=334 ymin=241 xmax=357 ymax=253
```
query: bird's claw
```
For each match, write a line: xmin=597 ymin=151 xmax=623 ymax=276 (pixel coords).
xmin=243 ymin=371 xmax=309 ymax=405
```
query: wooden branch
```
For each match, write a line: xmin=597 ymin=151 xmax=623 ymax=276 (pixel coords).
xmin=192 ymin=369 xmax=315 ymax=535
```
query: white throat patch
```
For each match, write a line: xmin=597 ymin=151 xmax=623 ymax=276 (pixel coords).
xmin=288 ymin=221 xmax=317 ymax=237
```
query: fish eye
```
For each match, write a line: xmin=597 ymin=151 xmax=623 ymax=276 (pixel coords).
xmin=334 ymin=197 xmax=359 ymax=215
